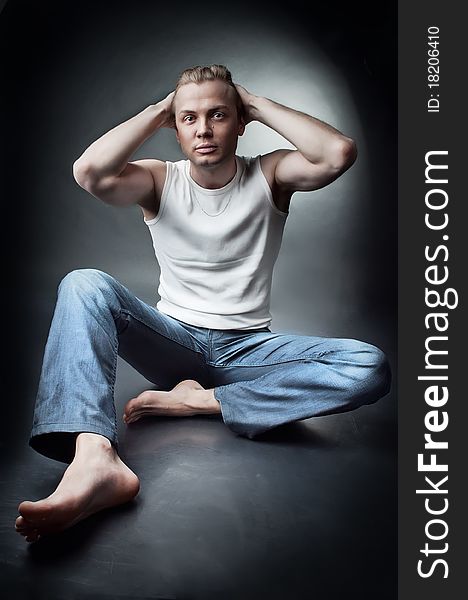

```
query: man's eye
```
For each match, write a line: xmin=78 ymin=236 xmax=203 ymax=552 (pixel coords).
xmin=183 ymin=115 xmax=195 ymax=122
xmin=213 ymin=112 xmax=224 ymax=119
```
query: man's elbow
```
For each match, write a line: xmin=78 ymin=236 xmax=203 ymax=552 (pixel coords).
xmin=73 ymin=160 xmax=95 ymax=190
xmin=342 ymin=137 xmax=358 ymax=168
xmin=72 ymin=160 xmax=111 ymax=196
xmin=330 ymin=137 xmax=358 ymax=174
xmin=72 ymin=161 xmax=129 ymax=206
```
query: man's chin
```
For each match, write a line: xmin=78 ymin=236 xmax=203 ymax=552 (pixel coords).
xmin=190 ymin=154 xmax=223 ymax=168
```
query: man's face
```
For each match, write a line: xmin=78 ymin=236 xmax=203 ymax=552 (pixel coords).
xmin=173 ymin=80 xmax=245 ymax=168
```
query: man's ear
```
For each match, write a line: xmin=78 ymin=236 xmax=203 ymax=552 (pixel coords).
xmin=238 ymin=117 xmax=246 ymax=136
xmin=175 ymin=127 xmax=180 ymax=144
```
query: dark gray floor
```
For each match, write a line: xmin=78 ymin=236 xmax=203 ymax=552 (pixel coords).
xmin=1 ymin=347 xmax=396 ymax=600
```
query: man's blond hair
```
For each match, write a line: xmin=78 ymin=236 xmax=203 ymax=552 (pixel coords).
xmin=174 ymin=64 xmax=244 ymax=119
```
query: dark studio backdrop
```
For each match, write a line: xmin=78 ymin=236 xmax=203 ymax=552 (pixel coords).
xmin=1 ymin=0 xmax=397 ymax=597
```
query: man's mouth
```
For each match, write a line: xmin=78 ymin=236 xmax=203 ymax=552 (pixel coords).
xmin=195 ymin=144 xmax=218 ymax=154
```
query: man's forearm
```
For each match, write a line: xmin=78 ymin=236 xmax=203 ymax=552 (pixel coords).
xmin=73 ymin=102 xmax=169 ymax=180
xmin=248 ymin=95 xmax=354 ymax=165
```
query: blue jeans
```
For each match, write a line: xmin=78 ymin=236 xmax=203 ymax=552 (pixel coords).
xmin=30 ymin=269 xmax=391 ymax=463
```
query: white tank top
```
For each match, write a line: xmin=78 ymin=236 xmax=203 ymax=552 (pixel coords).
xmin=144 ymin=155 xmax=288 ymax=330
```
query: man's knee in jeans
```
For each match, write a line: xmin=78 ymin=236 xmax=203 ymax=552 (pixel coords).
xmin=358 ymin=341 xmax=392 ymax=405
xmin=57 ymin=269 xmax=124 ymax=312
xmin=59 ymin=268 xmax=115 ymax=295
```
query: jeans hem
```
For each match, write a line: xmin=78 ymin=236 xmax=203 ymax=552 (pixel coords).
xmin=29 ymin=423 xmax=118 ymax=464
xmin=213 ymin=386 xmax=260 ymax=439
xmin=213 ymin=387 xmax=235 ymax=430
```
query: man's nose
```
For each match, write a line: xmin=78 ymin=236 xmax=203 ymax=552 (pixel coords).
xmin=197 ymin=118 xmax=213 ymax=137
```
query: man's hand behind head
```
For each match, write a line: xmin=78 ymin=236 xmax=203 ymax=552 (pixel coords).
xmin=155 ymin=91 xmax=176 ymax=129
xmin=234 ymin=84 xmax=256 ymax=125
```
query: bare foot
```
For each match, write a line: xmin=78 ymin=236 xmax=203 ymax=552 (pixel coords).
xmin=15 ymin=433 xmax=140 ymax=543
xmin=123 ymin=379 xmax=221 ymax=424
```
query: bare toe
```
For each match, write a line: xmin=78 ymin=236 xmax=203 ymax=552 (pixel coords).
xmin=15 ymin=515 xmax=36 ymax=534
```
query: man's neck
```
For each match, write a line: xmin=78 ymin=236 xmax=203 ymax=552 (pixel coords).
xmin=189 ymin=157 xmax=237 ymax=189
